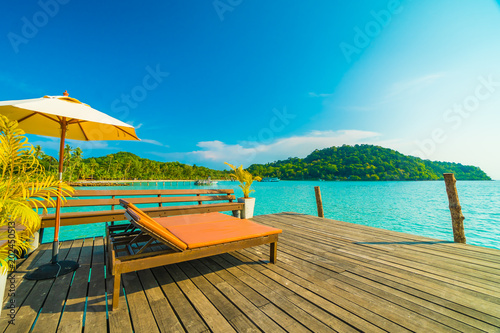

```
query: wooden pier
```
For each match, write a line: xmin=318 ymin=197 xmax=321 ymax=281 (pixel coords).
xmin=3 ymin=212 xmax=500 ymax=332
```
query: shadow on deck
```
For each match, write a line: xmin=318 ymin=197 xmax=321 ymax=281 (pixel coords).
xmin=2 ymin=212 xmax=500 ymax=332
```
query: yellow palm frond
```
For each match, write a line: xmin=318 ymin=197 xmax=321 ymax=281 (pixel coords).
xmin=0 ymin=115 xmax=75 ymax=272
xmin=224 ymin=161 xmax=260 ymax=198
xmin=224 ymin=162 xmax=236 ymax=170
xmin=0 ymin=230 xmax=34 ymax=274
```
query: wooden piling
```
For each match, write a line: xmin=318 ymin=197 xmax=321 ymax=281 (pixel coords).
xmin=443 ymin=173 xmax=466 ymax=243
xmin=314 ymin=186 xmax=324 ymax=218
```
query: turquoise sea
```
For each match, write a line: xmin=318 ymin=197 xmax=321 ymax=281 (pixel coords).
xmin=42 ymin=180 xmax=500 ymax=250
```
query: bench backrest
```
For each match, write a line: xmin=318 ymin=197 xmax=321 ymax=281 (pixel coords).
xmin=121 ymin=200 xmax=188 ymax=251
xmin=39 ymin=188 xmax=243 ymax=229
xmin=60 ymin=189 xmax=237 ymax=209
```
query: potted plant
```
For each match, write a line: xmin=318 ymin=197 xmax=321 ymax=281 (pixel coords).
xmin=0 ymin=115 xmax=73 ymax=312
xmin=224 ymin=162 xmax=261 ymax=218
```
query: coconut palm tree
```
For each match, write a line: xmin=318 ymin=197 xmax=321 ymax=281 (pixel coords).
xmin=107 ymin=155 xmax=114 ymax=180
xmin=77 ymin=163 xmax=90 ymax=180
xmin=69 ymin=147 xmax=83 ymax=181
xmin=0 ymin=115 xmax=73 ymax=272
xmin=124 ymin=160 xmax=132 ymax=180
xmin=89 ymin=158 xmax=98 ymax=180
xmin=33 ymin=145 xmax=43 ymax=159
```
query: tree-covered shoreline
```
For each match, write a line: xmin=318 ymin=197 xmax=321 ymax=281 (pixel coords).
xmin=36 ymin=144 xmax=491 ymax=181
xmin=37 ymin=148 xmax=232 ymax=181
xmin=247 ymin=145 xmax=491 ymax=181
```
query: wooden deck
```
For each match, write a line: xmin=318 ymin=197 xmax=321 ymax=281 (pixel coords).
xmin=3 ymin=212 xmax=500 ymax=332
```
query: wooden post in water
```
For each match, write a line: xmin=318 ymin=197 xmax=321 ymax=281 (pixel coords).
xmin=443 ymin=173 xmax=466 ymax=243
xmin=314 ymin=186 xmax=324 ymax=218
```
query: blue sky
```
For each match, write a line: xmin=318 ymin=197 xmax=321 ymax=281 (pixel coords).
xmin=2 ymin=0 xmax=500 ymax=179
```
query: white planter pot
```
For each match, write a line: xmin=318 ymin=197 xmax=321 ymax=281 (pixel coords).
xmin=0 ymin=270 xmax=6 ymax=318
xmin=238 ymin=197 xmax=256 ymax=219
xmin=27 ymin=231 xmax=40 ymax=255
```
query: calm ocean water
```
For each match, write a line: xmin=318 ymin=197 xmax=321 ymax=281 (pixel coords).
xmin=43 ymin=180 xmax=500 ymax=250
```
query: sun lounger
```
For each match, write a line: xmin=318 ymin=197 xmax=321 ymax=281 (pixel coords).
xmin=107 ymin=199 xmax=282 ymax=309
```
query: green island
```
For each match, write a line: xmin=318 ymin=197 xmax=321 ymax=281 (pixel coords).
xmin=37 ymin=144 xmax=490 ymax=181
xmin=247 ymin=144 xmax=491 ymax=181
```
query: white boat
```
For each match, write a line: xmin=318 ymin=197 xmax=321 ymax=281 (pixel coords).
xmin=194 ymin=179 xmax=218 ymax=185
xmin=261 ymin=177 xmax=280 ymax=182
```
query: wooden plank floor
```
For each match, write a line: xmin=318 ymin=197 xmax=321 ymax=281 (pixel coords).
xmin=2 ymin=212 xmax=500 ymax=332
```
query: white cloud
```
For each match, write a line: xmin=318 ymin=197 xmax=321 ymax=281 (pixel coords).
xmin=141 ymin=138 xmax=167 ymax=147
xmin=332 ymin=73 xmax=446 ymax=113
xmin=126 ymin=121 xmax=143 ymax=129
xmin=384 ymin=73 xmax=445 ymax=101
xmin=335 ymin=105 xmax=377 ymax=112
xmin=151 ymin=128 xmax=499 ymax=179
xmin=153 ymin=130 xmax=382 ymax=168
xmin=308 ymin=92 xmax=334 ymax=98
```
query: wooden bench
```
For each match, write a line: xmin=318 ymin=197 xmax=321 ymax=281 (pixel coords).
xmin=39 ymin=189 xmax=245 ymax=238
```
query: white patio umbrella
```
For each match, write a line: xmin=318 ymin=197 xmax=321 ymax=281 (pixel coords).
xmin=0 ymin=91 xmax=140 ymax=279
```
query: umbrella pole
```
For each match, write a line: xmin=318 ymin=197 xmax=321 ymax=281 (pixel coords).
xmin=52 ymin=119 xmax=67 ymax=264
xmin=25 ymin=118 xmax=79 ymax=280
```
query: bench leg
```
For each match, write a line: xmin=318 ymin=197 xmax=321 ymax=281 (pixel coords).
xmin=112 ymin=272 xmax=121 ymax=310
xmin=270 ymin=242 xmax=277 ymax=264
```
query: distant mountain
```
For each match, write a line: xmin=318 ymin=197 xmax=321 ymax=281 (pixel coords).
xmin=247 ymin=144 xmax=491 ymax=181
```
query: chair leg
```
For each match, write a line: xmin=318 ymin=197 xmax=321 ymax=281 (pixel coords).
xmin=112 ymin=273 xmax=121 ymax=310
xmin=270 ymin=242 xmax=277 ymax=264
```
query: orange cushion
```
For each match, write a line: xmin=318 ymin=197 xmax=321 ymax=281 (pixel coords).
xmin=166 ymin=217 xmax=282 ymax=249
xmin=155 ymin=212 xmax=236 ymax=227
xmin=127 ymin=203 xmax=188 ymax=250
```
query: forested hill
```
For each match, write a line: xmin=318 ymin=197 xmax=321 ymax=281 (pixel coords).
xmin=79 ymin=152 xmax=232 ymax=181
xmin=37 ymin=149 xmax=231 ymax=181
xmin=247 ymin=145 xmax=491 ymax=181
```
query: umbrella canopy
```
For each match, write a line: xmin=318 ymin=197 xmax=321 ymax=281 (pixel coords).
xmin=0 ymin=94 xmax=138 ymax=141
xmin=0 ymin=91 xmax=140 ymax=279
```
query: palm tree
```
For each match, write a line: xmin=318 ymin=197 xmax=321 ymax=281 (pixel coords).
xmin=77 ymin=163 xmax=90 ymax=180
xmin=0 ymin=115 xmax=73 ymax=272
xmin=107 ymin=155 xmax=114 ymax=180
xmin=111 ymin=160 xmax=120 ymax=179
xmin=34 ymin=145 xmax=43 ymax=159
xmin=89 ymin=158 xmax=98 ymax=180
xmin=69 ymin=147 xmax=83 ymax=181
xmin=63 ymin=144 xmax=72 ymax=174
xmin=124 ymin=160 xmax=132 ymax=180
